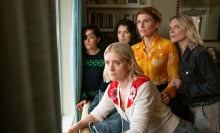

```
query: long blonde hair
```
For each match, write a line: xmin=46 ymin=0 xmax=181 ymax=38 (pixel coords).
xmin=170 ymin=14 xmax=203 ymax=49
xmin=103 ymin=42 xmax=145 ymax=83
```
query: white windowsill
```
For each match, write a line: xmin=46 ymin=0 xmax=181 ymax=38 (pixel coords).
xmin=62 ymin=114 xmax=74 ymax=133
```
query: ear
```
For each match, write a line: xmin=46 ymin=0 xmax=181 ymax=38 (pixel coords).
xmin=155 ymin=22 xmax=160 ymax=29
xmin=97 ymin=37 xmax=101 ymax=43
xmin=128 ymin=59 xmax=134 ymax=70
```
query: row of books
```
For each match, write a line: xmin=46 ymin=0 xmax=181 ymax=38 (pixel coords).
xmin=87 ymin=0 xmax=127 ymax=5
xmin=88 ymin=12 xmax=137 ymax=29
xmin=88 ymin=0 xmax=147 ymax=5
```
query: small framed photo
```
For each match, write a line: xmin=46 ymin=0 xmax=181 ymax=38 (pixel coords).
xmin=127 ymin=0 xmax=139 ymax=4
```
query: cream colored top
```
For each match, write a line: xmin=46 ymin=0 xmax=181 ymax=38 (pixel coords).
xmin=91 ymin=77 xmax=180 ymax=133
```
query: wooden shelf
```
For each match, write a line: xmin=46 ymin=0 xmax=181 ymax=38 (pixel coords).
xmin=86 ymin=0 xmax=148 ymax=39
xmin=87 ymin=4 xmax=147 ymax=9
xmin=100 ymin=28 xmax=114 ymax=32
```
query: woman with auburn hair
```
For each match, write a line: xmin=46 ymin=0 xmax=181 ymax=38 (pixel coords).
xmin=131 ymin=6 xmax=188 ymax=120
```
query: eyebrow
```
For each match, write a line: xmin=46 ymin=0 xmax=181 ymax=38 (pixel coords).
xmin=85 ymin=32 xmax=95 ymax=36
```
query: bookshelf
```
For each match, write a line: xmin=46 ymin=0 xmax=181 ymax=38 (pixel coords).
xmin=86 ymin=0 xmax=150 ymax=37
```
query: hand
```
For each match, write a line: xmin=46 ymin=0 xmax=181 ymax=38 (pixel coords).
xmin=76 ymin=100 xmax=87 ymax=111
xmin=67 ymin=125 xmax=79 ymax=133
xmin=171 ymin=78 xmax=182 ymax=89
xmin=161 ymin=92 xmax=170 ymax=104
xmin=67 ymin=114 xmax=95 ymax=133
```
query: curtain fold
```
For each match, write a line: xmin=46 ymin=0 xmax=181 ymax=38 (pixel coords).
xmin=72 ymin=0 xmax=82 ymax=123
xmin=0 ymin=0 xmax=61 ymax=132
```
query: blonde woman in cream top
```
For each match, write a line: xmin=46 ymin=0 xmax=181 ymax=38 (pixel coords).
xmin=91 ymin=76 xmax=180 ymax=133
xmin=68 ymin=42 xmax=198 ymax=133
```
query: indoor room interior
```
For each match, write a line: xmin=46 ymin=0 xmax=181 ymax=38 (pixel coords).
xmin=1 ymin=0 xmax=219 ymax=132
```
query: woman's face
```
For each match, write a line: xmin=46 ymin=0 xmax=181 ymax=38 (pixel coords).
xmin=83 ymin=29 xmax=100 ymax=50
xmin=137 ymin=14 xmax=159 ymax=37
xmin=117 ymin=25 xmax=132 ymax=44
xmin=104 ymin=51 xmax=131 ymax=82
xmin=169 ymin=18 xmax=187 ymax=44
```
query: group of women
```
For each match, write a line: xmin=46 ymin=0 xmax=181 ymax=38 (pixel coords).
xmin=69 ymin=6 xmax=220 ymax=133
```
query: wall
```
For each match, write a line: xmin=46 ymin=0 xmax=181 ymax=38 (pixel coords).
xmin=60 ymin=0 xmax=74 ymax=115
xmin=203 ymin=6 xmax=220 ymax=40
xmin=152 ymin=0 xmax=177 ymax=38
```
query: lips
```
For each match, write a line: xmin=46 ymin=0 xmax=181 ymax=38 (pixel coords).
xmin=169 ymin=36 xmax=177 ymax=42
xmin=170 ymin=35 xmax=176 ymax=38
xmin=109 ymin=74 xmax=117 ymax=80
xmin=109 ymin=73 xmax=116 ymax=76
xmin=139 ymin=30 xmax=147 ymax=35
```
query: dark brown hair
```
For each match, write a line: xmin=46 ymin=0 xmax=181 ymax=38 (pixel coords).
xmin=113 ymin=19 xmax=140 ymax=46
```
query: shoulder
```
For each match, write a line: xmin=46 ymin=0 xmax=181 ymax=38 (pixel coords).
xmin=132 ymin=76 xmax=150 ymax=88
xmin=98 ymin=46 xmax=105 ymax=54
xmin=192 ymin=45 xmax=210 ymax=58
xmin=192 ymin=45 xmax=207 ymax=52
xmin=131 ymin=40 xmax=144 ymax=50
xmin=157 ymin=36 xmax=175 ymax=48
xmin=94 ymin=48 xmax=105 ymax=59
xmin=133 ymin=77 xmax=155 ymax=96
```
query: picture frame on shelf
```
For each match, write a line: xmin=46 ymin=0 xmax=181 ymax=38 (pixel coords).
xmin=127 ymin=0 xmax=139 ymax=5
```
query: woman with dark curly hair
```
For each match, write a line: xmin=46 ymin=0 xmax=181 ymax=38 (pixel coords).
xmin=76 ymin=24 xmax=108 ymax=133
xmin=113 ymin=19 xmax=141 ymax=46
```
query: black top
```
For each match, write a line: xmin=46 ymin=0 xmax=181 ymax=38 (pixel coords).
xmin=81 ymin=46 xmax=108 ymax=101
xmin=177 ymin=45 xmax=220 ymax=105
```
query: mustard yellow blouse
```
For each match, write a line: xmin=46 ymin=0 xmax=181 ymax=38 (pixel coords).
xmin=131 ymin=35 xmax=179 ymax=98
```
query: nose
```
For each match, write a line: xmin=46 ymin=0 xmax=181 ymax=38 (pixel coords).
xmin=109 ymin=63 xmax=115 ymax=71
xmin=121 ymin=32 xmax=125 ymax=37
xmin=169 ymin=27 xmax=174 ymax=34
xmin=85 ymin=37 xmax=90 ymax=42
xmin=119 ymin=33 xmax=124 ymax=38
xmin=140 ymin=21 xmax=144 ymax=28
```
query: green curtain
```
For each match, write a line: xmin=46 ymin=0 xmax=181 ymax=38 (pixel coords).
xmin=0 ymin=0 xmax=61 ymax=132
xmin=72 ymin=0 xmax=83 ymax=123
